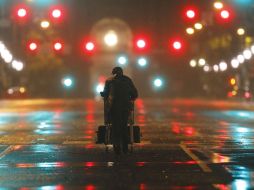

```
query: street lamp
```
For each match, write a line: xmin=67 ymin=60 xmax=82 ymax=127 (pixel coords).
xmin=104 ymin=30 xmax=118 ymax=47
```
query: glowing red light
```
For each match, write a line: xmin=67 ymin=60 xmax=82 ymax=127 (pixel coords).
xmin=85 ymin=42 xmax=95 ymax=51
xmin=183 ymin=6 xmax=199 ymax=21
xmin=220 ymin=10 xmax=230 ymax=19
xmin=17 ymin=8 xmax=27 ymax=18
xmin=169 ymin=38 xmax=186 ymax=55
xmin=136 ymin=39 xmax=146 ymax=49
xmin=52 ymin=9 xmax=62 ymax=18
xmin=186 ymin=9 xmax=195 ymax=19
xmin=173 ymin=41 xmax=182 ymax=50
xmin=29 ymin=42 xmax=37 ymax=51
xmin=54 ymin=42 xmax=63 ymax=51
xmin=245 ymin=92 xmax=251 ymax=99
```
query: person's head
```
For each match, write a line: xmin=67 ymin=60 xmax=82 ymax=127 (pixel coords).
xmin=112 ymin=67 xmax=123 ymax=76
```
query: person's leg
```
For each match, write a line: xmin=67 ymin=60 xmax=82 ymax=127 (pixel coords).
xmin=111 ymin=110 xmax=121 ymax=155
xmin=121 ymin=110 xmax=129 ymax=153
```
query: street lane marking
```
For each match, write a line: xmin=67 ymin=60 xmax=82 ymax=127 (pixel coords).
xmin=0 ymin=145 xmax=15 ymax=160
xmin=63 ymin=141 xmax=92 ymax=145
xmin=180 ymin=142 xmax=212 ymax=173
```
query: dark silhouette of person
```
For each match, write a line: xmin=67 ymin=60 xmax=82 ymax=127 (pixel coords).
xmin=101 ymin=67 xmax=138 ymax=154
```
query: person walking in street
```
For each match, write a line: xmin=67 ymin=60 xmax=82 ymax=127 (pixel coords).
xmin=101 ymin=67 xmax=138 ymax=155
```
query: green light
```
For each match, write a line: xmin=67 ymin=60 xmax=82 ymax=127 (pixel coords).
xmin=62 ymin=76 xmax=74 ymax=89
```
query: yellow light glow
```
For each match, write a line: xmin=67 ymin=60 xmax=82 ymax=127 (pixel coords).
xmin=194 ymin=23 xmax=203 ymax=30
xmin=20 ymin=87 xmax=26 ymax=93
xmin=186 ymin=27 xmax=195 ymax=35
xmin=237 ymin=28 xmax=245 ymax=36
xmin=214 ymin=2 xmax=224 ymax=10
xmin=104 ymin=30 xmax=118 ymax=47
xmin=40 ymin=20 xmax=50 ymax=29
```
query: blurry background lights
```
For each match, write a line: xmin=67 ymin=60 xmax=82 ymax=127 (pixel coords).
xmin=220 ymin=9 xmax=230 ymax=19
xmin=40 ymin=20 xmax=50 ymax=29
xmin=203 ymin=65 xmax=210 ymax=72
xmin=136 ymin=39 xmax=146 ymax=49
xmin=29 ymin=42 xmax=37 ymax=51
xmin=219 ymin=61 xmax=228 ymax=71
xmin=237 ymin=28 xmax=245 ymax=36
xmin=189 ymin=59 xmax=197 ymax=67
xmin=85 ymin=42 xmax=95 ymax=52
xmin=214 ymin=2 xmax=224 ymax=9
xmin=213 ymin=65 xmax=219 ymax=72
xmin=117 ymin=56 xmax=128 ymax=66
xmin=243 ymin=49 xmax=252 ymax=60
xmin=251 ymin=45 xmax=254 ymax=54
xmin=17 ymin=8 xmax=27 ymax=18
xmin=62 ymin=77 xmax=74 ymax=88
xmin=137 ymin=57 xmax=148 ymax=67
xmin=173 ymin=41 xmax=182 ymax=50
xmin=104 ymin=30 xmax=118 ymax=47
xmin=231 ymin=59 xmax=240 ymax=68
xmin=198 ymin=58 xmax=206 ymax=66
xmin=51 ymin=8 xmax=62 ymax=18
xmin=12 ymin=60 xmax=24 ymax=71
xmin=186 ymin=27 xmax=195 ymax=35
xmin=237 ymin=54 xmax=245 ymax=63
xmin=186 ymin=9 xmax=196 ymax=19
xmin=96 ymin=83 xmax=104 ymax=94
xmin=153 ymin=77 xmax=164 ymax=89
xmin=194 ymin=23 xmax=203 ymax=30
xmin=54 ymin=42 xmax=63 ymax=51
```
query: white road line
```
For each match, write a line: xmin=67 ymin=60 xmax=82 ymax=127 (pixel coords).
xmin=180 ymin=142 xmax=212 ymax=173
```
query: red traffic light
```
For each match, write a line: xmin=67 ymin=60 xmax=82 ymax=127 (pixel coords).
xmin=136 ymin=39 xmax=146 ymax=49
xmin=53 ymin=41 xmax=63 ymax=51
xmin=173 ymin=41 xmax=182 ymax=50
xmin=49 ymin=6 xmax=65 ymax=22
xmin=169 ymin=38 xmax=186 ymax=55
xmin=183 ymin=6 xmax=199 ymax=21
xmin=17 ymin=8 xmax=27 ymax=18
xmin=27 ymin=41 xmax=39 ymax=53
xmin=51 ymin=8 xmax=62 ymax=19
xmin=83 ymin=40 xmax=96 ymax=55
xmin=13 ymin=5 xmax=30 ymax=22
xmin=186 ymin=9 xmax=195 ymax=19
xmin=216 ymin=7 xmax=234 ymax=23
xmin=134 ymin=36 xmax=150 ymax=52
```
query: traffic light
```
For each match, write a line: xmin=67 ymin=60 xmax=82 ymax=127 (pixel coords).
xmin=49 ymin=6 xmax=65 ymax=23
xmin=168 ymin=37 xmax=186 ymax=55
xmin=62 ymin=76 xmax=74 ymax=89
xmin=230 ymin=77 xmax=236 ymax=86
xmin=53 ymin=41 xmax=64 ymax=52
xmin=13 ymin=5 xmax=30 ymax=23
xmin=216 ymin=8 xmax=234 ymax=23
xmin=134 ymin=36 xmax=150 ymax=52
xmin=183 ymin=6 xmax=199 ymax=22
xmin=17 ymin=8 xmax=27 ymax=18
xmin=51 ymin=8 xmax=62 ymax=19
xmin=83 ymin=41 xmax=96 ymax=54
xmin=27 ymin=41 xmax=39 ymax=52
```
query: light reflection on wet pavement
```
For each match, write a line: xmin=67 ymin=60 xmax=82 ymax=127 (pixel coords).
xmin=0 ymin=99 xmax=254 ymax=189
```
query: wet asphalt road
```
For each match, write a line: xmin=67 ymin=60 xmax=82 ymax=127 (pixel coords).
xmin=0 ymin=98 xmax=254 ymax=189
